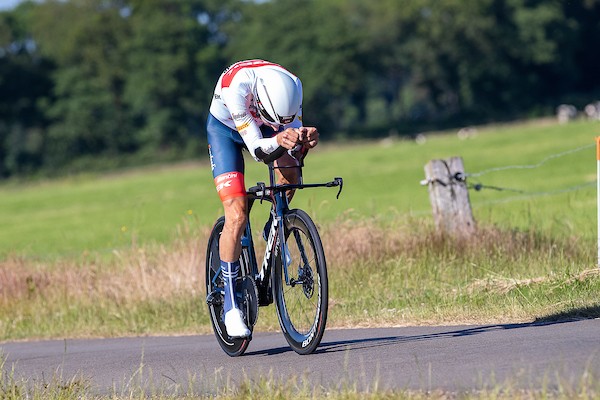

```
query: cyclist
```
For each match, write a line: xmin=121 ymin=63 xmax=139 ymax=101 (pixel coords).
xmin=206 ymin=59 xmax=319 ymax=338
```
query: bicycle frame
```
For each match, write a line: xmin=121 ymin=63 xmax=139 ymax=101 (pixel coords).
xmin=206 ymin=156 xmax=342 ymax=356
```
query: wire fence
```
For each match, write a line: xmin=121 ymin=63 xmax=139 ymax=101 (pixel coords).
xmin=461 ymin=143 xmax=596 ymax=204
xmin=466 ymin=143 xmax=595 ymax=178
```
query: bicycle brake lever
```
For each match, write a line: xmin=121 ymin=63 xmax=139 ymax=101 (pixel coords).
xmin=258 ymin=182 xmax=266 ymax=203
xmin=333 ymin=177 xmax=343 ymax=199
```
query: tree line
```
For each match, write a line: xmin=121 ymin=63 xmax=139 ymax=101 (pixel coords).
xmin=1 ymin=0 xmax=599 ymax=177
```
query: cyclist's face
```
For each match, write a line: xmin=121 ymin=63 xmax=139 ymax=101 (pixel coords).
xmin=263 ymin=120 xmax=282 ymax=131
xmin=256 ymin=112 xmax=281 ymax=131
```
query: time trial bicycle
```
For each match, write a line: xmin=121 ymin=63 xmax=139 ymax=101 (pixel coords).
xmin=205 ymin=158 xmax=343 ymax=356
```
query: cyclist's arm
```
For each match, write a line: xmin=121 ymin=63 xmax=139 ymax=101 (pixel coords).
xmin=222 ymin=87 xmax=282 ymax=162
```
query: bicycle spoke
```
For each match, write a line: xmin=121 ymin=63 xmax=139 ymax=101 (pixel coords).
xmin=279 ymin=223 xmax=322 ymax=334
xmin=293 ymin=229 xmax=311 ymax=268
xmin=282 ymin=284 xmax=318 ymax=333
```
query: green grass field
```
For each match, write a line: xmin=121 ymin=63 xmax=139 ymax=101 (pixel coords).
xmin=1 ymin=118 xmax=597 ymax=260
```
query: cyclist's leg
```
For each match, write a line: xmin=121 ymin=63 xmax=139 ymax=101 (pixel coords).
xmin=274 ymin=152 xmax=301 ymax=201
xmin=207 ymin=114 xmax=250 ymax=338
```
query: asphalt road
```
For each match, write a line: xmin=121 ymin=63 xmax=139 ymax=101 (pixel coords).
xmin=2 ymin=318 xmax=600 ymax=395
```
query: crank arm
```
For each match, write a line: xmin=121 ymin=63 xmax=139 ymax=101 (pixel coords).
xmin=206 ymin=290 xmax=222 ymax=306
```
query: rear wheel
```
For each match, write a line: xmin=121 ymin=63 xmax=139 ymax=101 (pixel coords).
xmin=205 ymin=217 xmax=256 ymax=357
xmin=273 ymin=209 xmax=328 ymax=355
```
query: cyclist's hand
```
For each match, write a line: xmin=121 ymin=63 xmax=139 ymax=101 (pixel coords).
xmin=276 ymin=128 xmax=300 ymax=150
xmin=297 ymin=127 xmax=319 ymax=148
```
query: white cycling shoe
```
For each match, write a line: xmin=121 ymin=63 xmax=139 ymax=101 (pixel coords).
xmin=224 ymin=308 xmax=251 ymax=338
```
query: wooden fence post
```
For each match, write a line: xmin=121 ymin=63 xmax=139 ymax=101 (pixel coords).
xmin=423 ymin=156 xmax=476 ymax=236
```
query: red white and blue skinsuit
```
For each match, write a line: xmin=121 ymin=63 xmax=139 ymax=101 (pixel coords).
xmin=207 ymin=59 xmax=303 ymax=201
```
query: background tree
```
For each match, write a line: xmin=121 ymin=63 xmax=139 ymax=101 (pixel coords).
xmin=0 ymin=3 xmax=52 ymax=176
xmin=223 ymin=0 xmax=370 ymax=133
xmin=30 ymin=0 xmax=132 ymax=168
xmin=123 ymin=0 xmax=222 ymax=156
xmin=1 ymin=0 xmax=599 ymax=177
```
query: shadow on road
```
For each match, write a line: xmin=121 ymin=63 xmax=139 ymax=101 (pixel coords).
xmin=316 ymin=314 xmax=598 ymax=355
xmin=244 ymin=308 xmax=600 ymax=356
xmin=534 ymin=304 xmax=600 ymax=323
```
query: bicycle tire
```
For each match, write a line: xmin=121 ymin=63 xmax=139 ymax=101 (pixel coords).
xmin=205 ymin=216 xmax=254 ymax=357
xmin=273 ymin=209 xmax=328 ymax=355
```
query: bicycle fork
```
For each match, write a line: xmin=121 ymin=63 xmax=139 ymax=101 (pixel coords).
xmin=258 ymin=192 xmax=294 ymax=283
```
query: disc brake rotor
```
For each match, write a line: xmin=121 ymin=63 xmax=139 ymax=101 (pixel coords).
xmin=300 ymin=265 xmax=314 ymax=299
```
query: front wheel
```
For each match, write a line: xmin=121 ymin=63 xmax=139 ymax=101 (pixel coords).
xmin=273 ymin=209 xmax=328 ymax=355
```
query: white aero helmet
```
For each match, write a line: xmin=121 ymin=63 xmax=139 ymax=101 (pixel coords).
xmin=254 ymin=68 xmax=301 ymax=127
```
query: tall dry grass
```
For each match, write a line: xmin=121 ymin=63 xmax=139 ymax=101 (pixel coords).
xmin=1 ymin=217 xmax=598 ymax=340
xmin=0 ymin=222 xmax=214 ymax=339
xmin=1 ymin=226 xmax=209 ymax=307
xmin=324 ymin=217 xmax=589 ymax=269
